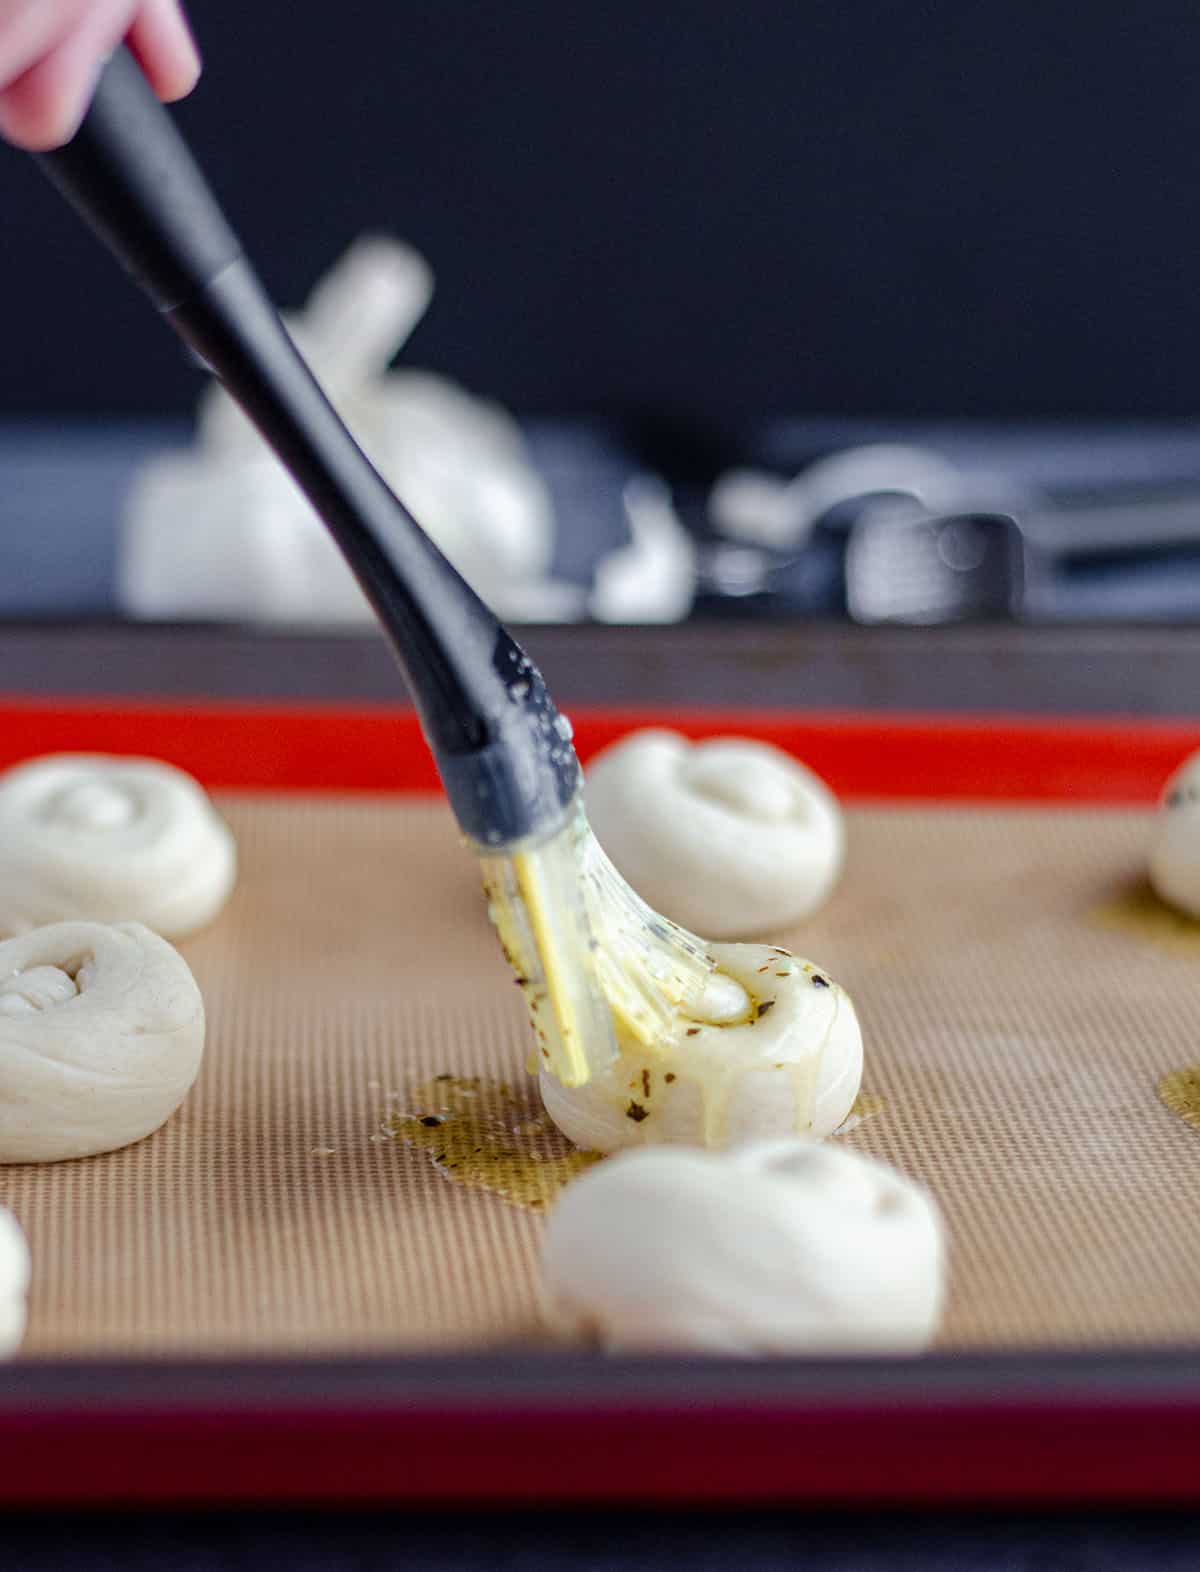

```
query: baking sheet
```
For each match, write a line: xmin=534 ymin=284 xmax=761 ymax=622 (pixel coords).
xmin=2 ymin=793 xmax=1198 ymax=1356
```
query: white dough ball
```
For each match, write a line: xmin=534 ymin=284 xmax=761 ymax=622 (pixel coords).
xmin=0 ymin=755 xmax=236 ymax=939
xmin=584 ymin=731 xmax=843 ymax=937
xmin=540 ymin=942 xmax=862 ymax=1153
xmin=0 ymin=921 xmax=205 ymax=1162
xmin=542 ymin=1137 xmax=945 ymax=1355
xmin=0 ymin=1208 xmax=30 ymax=1356
xmin=1149 ymin=751 xmax=1200 ymax=916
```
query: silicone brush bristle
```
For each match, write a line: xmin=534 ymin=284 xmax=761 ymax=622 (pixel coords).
xmin=480 ymin=799 xmax=716 ymax=1088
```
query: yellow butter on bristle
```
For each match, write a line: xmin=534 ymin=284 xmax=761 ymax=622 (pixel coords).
xmin=480 ymin=809 xmax=620 ymax=1091
xmin=482 ymin=805 xmax=719 ymax=1093
xmin=511 ymin=845 xmax=592 ymax=1089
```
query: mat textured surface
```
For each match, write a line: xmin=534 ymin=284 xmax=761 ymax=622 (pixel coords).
xmin=2 ymin=795 xmax=1197 ymax=1355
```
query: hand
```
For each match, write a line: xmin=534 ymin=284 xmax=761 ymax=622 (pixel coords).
xmin=0 ymin=0 xmax=199 ymax=150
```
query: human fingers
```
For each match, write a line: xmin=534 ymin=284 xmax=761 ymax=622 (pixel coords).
xmin=127 ymin=0 xmax=199 ymax=104
xmin=0 ymin=0 xmax=136 ymax=149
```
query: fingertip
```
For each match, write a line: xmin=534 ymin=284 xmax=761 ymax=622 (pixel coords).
xmin=155 ymin=51 xmax=200 ymax=105
xmin=0 ymin=82 xmax=91 ymax=151
xmin=0 ymin=0 xmax=130 ymax=151
xmin=152 ymin=28 xmax=200 ymax=104
xmin=128 ymin=1 xmax=201 ymax=105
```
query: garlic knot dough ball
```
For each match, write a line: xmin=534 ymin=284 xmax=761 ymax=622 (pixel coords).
xmin=542 ymin=1138 xmax=945 ymax=1354
xmin=540 ymin=941 xmax=862 ymax=1153
xmin=0 ymin=1208 xmax=30 ymax=1356
xmin=1149 ymin=750 xmax=1200 ymax=917
xmin=584 ymin=730 xmax=843 ymax=937
xmin=0 ymin=755 xmax=236 ymax=939
xmin=0 ymin=921 xmax=205 ymax=1162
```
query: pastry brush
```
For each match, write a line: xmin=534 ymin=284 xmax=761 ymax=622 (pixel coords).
xmin=35 ymin=48 xmax=715 ymax=1087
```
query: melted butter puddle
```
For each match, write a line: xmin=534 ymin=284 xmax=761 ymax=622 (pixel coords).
xmin=388 ymin=1074 xmax=600 ymax=1211
xmin=1157 ymin=1066 xmax=1200 ymax=1133
xmin=1089 ymin=878 xmax=1200 ymax=955
xmin=834 ymin=1090 xmax=886 ymax=1135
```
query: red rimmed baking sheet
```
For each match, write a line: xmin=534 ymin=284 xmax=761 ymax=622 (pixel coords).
xmin=0 ymin=698 xmax=1197 ymax=1508
xmin=0 ymin=696 xmax=1196 ymax=800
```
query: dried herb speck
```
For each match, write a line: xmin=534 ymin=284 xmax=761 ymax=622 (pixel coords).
xmin=811 ymin=975 xmax=831 ymax=989
xmin=625 ymin=1100 xmax=650 ymax=1123
xmin=756 ymin=1000 xmax=776 ymax=1019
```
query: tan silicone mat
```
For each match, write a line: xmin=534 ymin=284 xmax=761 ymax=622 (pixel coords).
xmin=2 ymin=794 xmax=1198 ymax=1356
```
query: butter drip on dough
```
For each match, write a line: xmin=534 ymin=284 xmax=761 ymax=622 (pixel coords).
xmin=539 ymin=942 xmax=862 ymax=1152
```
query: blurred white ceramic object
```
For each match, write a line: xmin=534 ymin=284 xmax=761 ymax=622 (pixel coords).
xmin=589 ymin=476 xmax=697 ymax=623
xmin=120 ymin=236 xmax=559 ymax=624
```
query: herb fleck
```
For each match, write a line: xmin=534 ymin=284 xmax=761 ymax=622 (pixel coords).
xmin=625 ymin=1100 xmax=650 ymax=1123
xmin=811 ymin=974 xmax=831 ymax=989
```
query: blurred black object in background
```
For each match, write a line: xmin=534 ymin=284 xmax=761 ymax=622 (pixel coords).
xmin=2 ymin=0 xmax=1199 ymax=422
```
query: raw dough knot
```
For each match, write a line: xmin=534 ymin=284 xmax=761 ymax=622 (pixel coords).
xmin=0 ymin=754 xmax=236 ymax=939
xmin=585 ymin=730 xmax=843 ymax=937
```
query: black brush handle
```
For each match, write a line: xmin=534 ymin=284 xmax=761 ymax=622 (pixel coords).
xmin=35 ymin=46 xmax=239 ymax=310
xmin=37 ymin=49 xmax=578 ymax=845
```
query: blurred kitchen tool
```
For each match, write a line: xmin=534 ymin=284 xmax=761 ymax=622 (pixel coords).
xmin=844 ymin=506 xmax=1025 ymax=624
xmin=709 ymin=443 xmax=971 ymax=550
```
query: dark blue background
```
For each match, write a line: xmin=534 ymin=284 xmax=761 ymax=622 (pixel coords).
xmin=1 ymin=1 xmax=1198 ymax=420
xmin=8 ymin=1508 xmax=1200 ymax=1571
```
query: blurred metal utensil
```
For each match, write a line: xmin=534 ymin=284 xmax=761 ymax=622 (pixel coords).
xmin=845 ymin=505 xmax=1024 ymax=624
xmin=709 ymin=443 xmax=968 ymax=550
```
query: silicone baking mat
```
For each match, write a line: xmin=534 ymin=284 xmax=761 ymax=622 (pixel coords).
xmin=1 ymin=778 xmax=1197 ymax=1356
